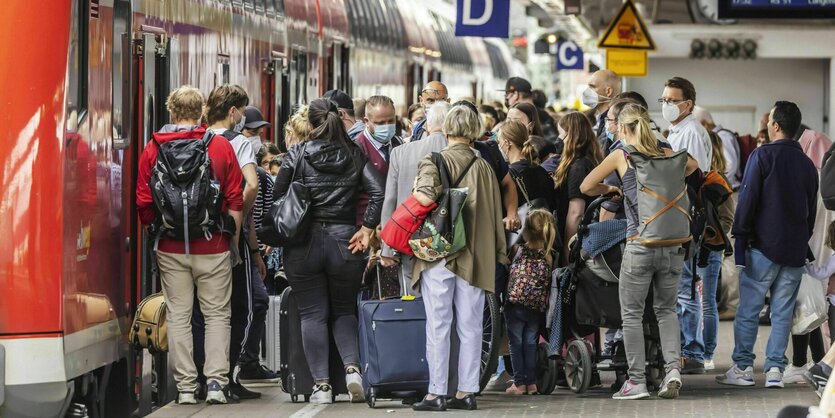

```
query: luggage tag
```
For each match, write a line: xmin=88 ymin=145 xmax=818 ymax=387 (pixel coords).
xmin=398 ymin=263 xmax=415 ymax=301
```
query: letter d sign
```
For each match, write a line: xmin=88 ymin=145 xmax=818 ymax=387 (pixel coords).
xmin=455 ymin=0 xmax=510 ymax=38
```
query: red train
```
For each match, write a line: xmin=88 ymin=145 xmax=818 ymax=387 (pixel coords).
xmin=0 ymin=0 xmax=515 ymax=416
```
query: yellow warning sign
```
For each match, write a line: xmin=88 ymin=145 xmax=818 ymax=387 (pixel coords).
xmin=598 ymin=0 xmax=656 ymax=51
xmin=606 ymin=49 xmax=648 ymax=77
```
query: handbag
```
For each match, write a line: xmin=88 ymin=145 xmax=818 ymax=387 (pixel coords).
xmin=506 ymin=168 xmax=548 ymax=247
xmin=258 ymin=143 xmax=312 ymax=247
xmin=129 ymin=293 xmax=168 ymax=353
xmin=409 ymin=153 xmax=477 ymax=262
xmin=380 ymin=195 xmax=438 ymax=255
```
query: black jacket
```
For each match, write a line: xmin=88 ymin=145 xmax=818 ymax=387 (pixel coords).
xmin=274 ymin=138 xmax=385 ymax=229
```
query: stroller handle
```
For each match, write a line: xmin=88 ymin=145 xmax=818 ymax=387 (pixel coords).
xmin=581 ymin=192 xmax=621 ymax=226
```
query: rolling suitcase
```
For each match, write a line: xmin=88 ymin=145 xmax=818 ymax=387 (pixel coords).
xmin=265 ymin=295 xmax=281 ymax=372
xmin=358 ymin=264 xmax=429 ymax=408
xmin=278 ymin=286 xmax=348 ymax=402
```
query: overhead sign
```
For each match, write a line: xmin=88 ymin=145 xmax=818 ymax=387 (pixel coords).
xmin=598 ymin=0 xmax=656 ymax=51
xmin=455 ymin=0 xmax=510 ymax=38
xmin=606 ymin=48 xmax=647 ymax=77
xmin=556 ymin=41 xmax=584 ymax=70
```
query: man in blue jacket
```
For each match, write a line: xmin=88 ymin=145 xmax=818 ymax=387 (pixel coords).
xmin=717 ymin=101 xmax=818 ymax=389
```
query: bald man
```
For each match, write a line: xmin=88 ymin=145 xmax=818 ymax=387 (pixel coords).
xmin=411 ymin=81 xmax=450 ymax=141
xmin=582 ymin=70 xmax=622 ymax=155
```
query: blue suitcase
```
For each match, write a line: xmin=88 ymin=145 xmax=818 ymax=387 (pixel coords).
xmin=358 ymin=265 xmax=429 ymax=408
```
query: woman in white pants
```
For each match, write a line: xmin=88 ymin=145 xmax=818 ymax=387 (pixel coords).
xmin=410 ymin=103 xmax=509 ymax=411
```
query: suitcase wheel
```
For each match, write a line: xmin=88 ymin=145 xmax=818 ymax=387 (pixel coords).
xmin=291 ymin=395 xmax=298 ymax=403
xmin=367 ymin=395 xmax=376 ymax=409
xmin=304 ymin=394 xmax=311 ymax=403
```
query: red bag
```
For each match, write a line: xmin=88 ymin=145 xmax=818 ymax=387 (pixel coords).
xmin=380 ymin=195 xmax=437 ymax=256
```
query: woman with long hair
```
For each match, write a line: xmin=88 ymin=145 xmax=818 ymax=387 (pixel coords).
xmin=273 ymin=98 xmax=385 ymax=404
xmin=553 ymin=111 xmax=603 ymax=260
xmin=581 ymin=103 xmax=698 ymax=400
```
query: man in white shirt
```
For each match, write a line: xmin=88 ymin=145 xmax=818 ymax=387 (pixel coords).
xmin=661 ymin=77 xmax=712 ymax=172
xmin=693 ymin=106 xmax=741 ymax=189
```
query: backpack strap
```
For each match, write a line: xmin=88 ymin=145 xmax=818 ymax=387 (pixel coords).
xmin=452 ymin=155 xmax=479 ymax=188
xmin=221 ymin=129 xmax=239 ymax=142
xmin=509 ymin=167 xmax=531 ymax=204
xmin=431 ymin=152 xmax=451 ymax=191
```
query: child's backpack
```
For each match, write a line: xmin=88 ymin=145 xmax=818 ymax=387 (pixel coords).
xmin=507 ymin=246 xmax=551 ymax=312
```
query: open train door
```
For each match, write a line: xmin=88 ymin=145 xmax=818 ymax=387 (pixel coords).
xmin=131 ymin=26 xmax=179 ymax=415
xmin=267 ymin=52 xmax=291 ymax=150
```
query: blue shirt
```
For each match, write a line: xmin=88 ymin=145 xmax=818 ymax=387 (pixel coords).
xmin=732 ymin=139 xmax=818 ymax=267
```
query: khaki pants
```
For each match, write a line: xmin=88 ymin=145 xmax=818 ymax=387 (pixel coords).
xmin=157 ymin=250 xmax=232 ymax=392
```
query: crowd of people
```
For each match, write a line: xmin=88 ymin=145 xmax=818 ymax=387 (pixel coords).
xmin=137 ymin=70 xmax=835 ymax=410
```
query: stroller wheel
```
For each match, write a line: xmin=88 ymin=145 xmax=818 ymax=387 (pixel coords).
xmin=565 ymin=340 xmax=592 ymax=394
xmin=536 ymin=343 xmax=558 ymax=395
xmin=479 ymin=294 xmax=502 ymax=392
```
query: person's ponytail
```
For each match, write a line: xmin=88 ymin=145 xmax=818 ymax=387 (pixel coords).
xmin=309 ymin=98 xmax=349 ymax=142
xmin=618 ymin=104 xmax=661 ymax=156
xmin=521 ymin=140 xmax=539 ymax=164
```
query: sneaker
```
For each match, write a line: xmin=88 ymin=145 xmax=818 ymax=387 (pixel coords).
xmin=783 ymin=364 xmax=808 ymax=384
xmin=765 ymin=367 xmax=784 ymax=388
xmin=346 ymin=370 xmax=365 ymax=403
xmin=612 ymin=379 xmax=650 ymax=400
xmin=716 ymin=365 xmax=755 ymax=386
xmin=704 ymin=359 xmax=715 ymax=371
xmin=206 ymin=381 xmax=228 ymax=405
xmin=310 ymin=384 xmax=334 ymax=404
xmin=657 ymin=369 xmax=682 ymax=399
xmin=485 ymin=371 xmax=513 ymax=391
xmin=228 ymin=381 xmax=261 ymax=399
xmin=681 ymin=358 xmax=706 ymax=375
xmin=238 ymin=365 xmax=280 ymax=385
xmin=804 ymin=363 xmax=830 ymax=398
xmin=177 ymin=392 xmax=197 ymax=405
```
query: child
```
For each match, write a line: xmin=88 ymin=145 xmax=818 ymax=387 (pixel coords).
xmin=806 ymin=220 xmax=835 ymax=343
xmin=505 ymin=209 xmax=556 ymax=395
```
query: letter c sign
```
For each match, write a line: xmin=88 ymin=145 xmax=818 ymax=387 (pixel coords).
xmin=557 ymin=41 xmax=584 ymax=70
xmin=455 ymin=0 xmax=510 ymax=38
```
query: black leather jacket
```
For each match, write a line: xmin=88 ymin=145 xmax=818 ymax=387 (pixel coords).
xmin=273 ymin=138 xmax=384 ymax=229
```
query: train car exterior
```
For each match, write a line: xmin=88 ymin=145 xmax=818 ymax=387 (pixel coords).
xmin=0 ymin=1 xmax=515 ymax=417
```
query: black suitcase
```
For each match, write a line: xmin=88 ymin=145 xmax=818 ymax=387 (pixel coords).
xmin=278 ymin=287 xmax=348 ymax=402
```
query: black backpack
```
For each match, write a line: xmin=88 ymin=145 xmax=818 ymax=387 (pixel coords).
xmin=150 ymin=130 xmax=230 ymax=251
xmin=823 ymin=142 xmax=835 ymax=211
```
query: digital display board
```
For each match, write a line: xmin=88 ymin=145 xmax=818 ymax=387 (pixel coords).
xmin=718 ymin=0 xmax=835 ymax=18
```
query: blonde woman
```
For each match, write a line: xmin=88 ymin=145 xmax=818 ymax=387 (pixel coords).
xmin=284 ymin=105 xmax=311 ymax=149
xmin=580 ymin=103 xmax=698 ymax=401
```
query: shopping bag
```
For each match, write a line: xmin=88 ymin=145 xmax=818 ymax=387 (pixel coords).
xmin=792 ymin=274 xmax=828 ymax=335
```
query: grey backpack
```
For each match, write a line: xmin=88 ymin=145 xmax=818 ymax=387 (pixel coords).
xmin=622 ymin=145 xmax=692 ymax=247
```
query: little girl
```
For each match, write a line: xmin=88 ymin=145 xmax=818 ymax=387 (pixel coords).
xmin=505 ymin=209 xmax=556 ymax=395
xmin=806 ymin=221 xmax=835 ymax=343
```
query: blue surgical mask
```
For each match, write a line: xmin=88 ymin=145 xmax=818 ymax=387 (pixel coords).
xmin=606 ymin=130 xmax=615 ymax=142
xmin=371 ymin=124 xmax=396 ymax=144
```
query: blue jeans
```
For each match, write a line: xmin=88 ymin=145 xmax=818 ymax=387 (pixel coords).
xmin=700 ymin=251 xmax=722 ymax=361
xmin=732 ymin=248 xmax=803 ymax=372
xmin=505 ymin=304 xmax=540 ymax=386
xmin=677 ymin=257 xmax=705 ymax=362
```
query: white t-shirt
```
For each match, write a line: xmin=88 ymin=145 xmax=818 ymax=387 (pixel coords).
xmin=211 ymin=128 xmax=256 ymax=169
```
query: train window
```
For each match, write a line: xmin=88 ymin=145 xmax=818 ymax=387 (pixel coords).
xmin=111 ymin=0 xmax=131 ymax=149
xmin=67 ymin=0 xmax=90 ymax=125
xmin=243 ymin=0 xmax=254 ymax=12
xmin=273 ymin=0 xmax=285 ymax=15
xmin=254 ymin=0 xmax=264 ymax=14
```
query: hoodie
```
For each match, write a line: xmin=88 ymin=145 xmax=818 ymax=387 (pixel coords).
xmin=136 ymin=125 xmax=244 ymax=254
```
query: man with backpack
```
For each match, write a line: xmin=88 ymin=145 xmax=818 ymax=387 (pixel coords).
xmin=136 ymin=86 xmax=244 ymax=405
xmin=693 ymin=107 xmax=741 ymax=191
xmin=717 ymin=101 xmax=819 ymax=389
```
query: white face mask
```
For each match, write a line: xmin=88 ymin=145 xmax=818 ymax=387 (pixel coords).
xmin=662 ymin=102 xmax=682 ymax=123
xmin=248 ymin=135 xmax=262 ymax=153
xmin=582 ymin=87 xmax=601 ymax=108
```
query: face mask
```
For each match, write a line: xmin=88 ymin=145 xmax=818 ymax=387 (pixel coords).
xmin=582 ymin=87 xmax=601 ymax=108
xmin=233 ymin=110 xmax=246 ymax=132
xmin=606 ymin=130 xmax=615 ymax=142
xmin=499 ymin=141 xmax=509 ymax=162
xmin=248 ymin=136 xmax=261 ymax=152
xmin=661 ymin=102 xmax=682 ymax=123
xmin=371 ymin=123 xmax=396 ymax=144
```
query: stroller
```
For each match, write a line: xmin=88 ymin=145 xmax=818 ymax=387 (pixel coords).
xmin=546 ymin=193 xmax=667 ymax=394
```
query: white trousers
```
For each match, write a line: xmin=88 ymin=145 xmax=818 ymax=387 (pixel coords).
xmin=420 ymin=259 xmax=485 ymax=395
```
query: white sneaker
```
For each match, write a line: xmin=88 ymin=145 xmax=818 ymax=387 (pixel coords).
xmin=704 ymin=359 xmax=715 ymax=371
xmin=310 ymin=384 xmax=334 ymax=404
xmin=658 ymin=369 xmax=682 ymax=399
xmin=612 ymin=379 xmax=650 ymax=400
xmin=346 ymin=371 xmax=365 ymax=403
xmin=716 ymin=364 xmax=755 ymax=386
xmin=205 ymin=381 xmax=228 ymax=405
xmin=783 ymin=364 xmax=809 ymax=384
xmin=177 ymin=392 xmax=197 ymax=405
xmin=765 ymin=367 xmax=784 ymax=388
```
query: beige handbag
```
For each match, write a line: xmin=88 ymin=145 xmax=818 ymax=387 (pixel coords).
xmin=129 ymin=293 xmax=168 ymax=353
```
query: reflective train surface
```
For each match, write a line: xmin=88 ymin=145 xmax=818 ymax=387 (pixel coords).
xmin=0 ymin=0 xmax=516 ymax=417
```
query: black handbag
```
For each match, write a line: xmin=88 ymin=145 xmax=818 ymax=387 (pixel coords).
xmin=258 ymin=144 xmax=312 ymax=247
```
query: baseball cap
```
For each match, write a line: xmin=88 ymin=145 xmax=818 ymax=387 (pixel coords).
xmin=322 ymin=89 xmax=353 ymax=110
xmin=500 ymin=77 xmax=532 ymax=94
xmin=242 ymin=106 xmax=271 ymax=130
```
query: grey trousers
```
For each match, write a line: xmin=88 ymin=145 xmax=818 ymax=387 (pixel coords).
xmin=619 ymin=243 xmax=686 ymax=384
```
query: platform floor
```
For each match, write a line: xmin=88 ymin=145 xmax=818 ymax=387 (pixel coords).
xmin=149 ymin=321 xmax=820 ymax=418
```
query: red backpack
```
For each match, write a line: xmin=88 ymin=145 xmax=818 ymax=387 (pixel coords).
xmin=719 ymin=129 xmax=757 ymax=182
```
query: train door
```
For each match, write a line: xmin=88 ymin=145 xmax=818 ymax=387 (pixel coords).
xmin=132 ymin=27 xmax=178 ymax=414
xmin=267 ymin=53 xmax=291 ymax=150
xmin=289 ymin=48 xmax=307 ymax=108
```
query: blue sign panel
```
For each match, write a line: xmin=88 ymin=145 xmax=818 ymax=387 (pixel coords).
xmin=719 ymin=0 xmax=835 ymax=18
xmin=455 ymin=0 xmax=510 ymax=38
xmin=556 ymin=41 xmax=584 ymax=70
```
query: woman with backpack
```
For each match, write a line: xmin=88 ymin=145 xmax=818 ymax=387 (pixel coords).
xmin=554 ymin=112 xmax=603 ymax=263
xmin=580 ymin=103 xmax=698 ymax=400
xmin=410 ymin=104 xmax=509 ymax=412
xmin=273 ymin=98 xmax=385 ymax=404
xmin=504 ymin=209 xmax=557 ymax=395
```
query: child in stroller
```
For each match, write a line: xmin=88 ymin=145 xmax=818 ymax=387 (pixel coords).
xmin=546 ymin=193 xmax=667 ymax=394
